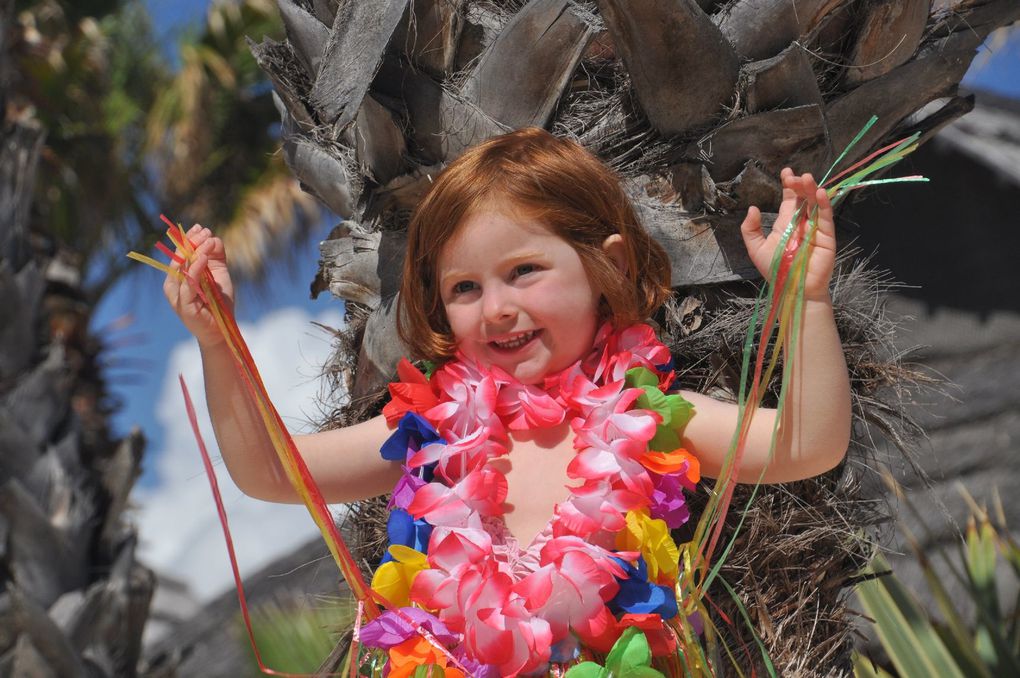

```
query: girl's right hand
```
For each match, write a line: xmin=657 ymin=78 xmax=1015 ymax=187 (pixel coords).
xmin=162 ymin=224 xmax=234 ymax=347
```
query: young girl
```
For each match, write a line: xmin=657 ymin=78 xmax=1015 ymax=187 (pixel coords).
xmin=164 ymin=127 xmax=850 ymax=675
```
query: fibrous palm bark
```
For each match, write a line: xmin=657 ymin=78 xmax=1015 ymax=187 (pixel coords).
xmin=250 ymin=0 xmax=1019 ymax=674
xmin=0 ymin=2 xmax=153 ymax=674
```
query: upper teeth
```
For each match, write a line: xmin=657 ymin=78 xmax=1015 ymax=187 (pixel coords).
xmin=494 ymin=331 xmax=535 ymax=349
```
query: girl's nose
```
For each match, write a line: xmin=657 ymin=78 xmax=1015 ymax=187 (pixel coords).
xmin=481 ymin=285 xmax=517 ymax=323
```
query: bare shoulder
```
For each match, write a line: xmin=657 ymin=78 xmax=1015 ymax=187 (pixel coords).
xmin=289 ymin=413 xmax=403 ymax=504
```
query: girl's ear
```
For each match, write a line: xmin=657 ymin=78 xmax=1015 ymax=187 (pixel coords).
xmin=602 ymin=234 xmax=628 ymax=275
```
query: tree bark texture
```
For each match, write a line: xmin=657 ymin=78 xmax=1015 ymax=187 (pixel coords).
xmin=250 ymin=0 xmax=1020 ymax=674
xmin=264 ymin=0 xmax=1019 ymax=474
xmin=0 ymin=2 xmax=154 ymax=672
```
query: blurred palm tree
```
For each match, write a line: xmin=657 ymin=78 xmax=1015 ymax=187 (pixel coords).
xmin=1 ymin=0 xmax=317 ymax=673
xmin=147 ymin=0 xmax=320 ymax=284
xmin=15 ymin=0 xmax=319 ymax=302
xmin=13 ymin=0 xmax=167 ymax=298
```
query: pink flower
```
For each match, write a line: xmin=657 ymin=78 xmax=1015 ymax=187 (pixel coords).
xmin=566 ymin=432 xmax=654 ymax=498
xmin=408 ymin=427 xmax=505 ymax=484
xmin=457 ymin=565 xmax=553 ymax=677
xmin=550 ymin=360 xmax=591 ymax=402
xmin=567 ymin=437 xmax=647 ymax=481
xmin=613 ymin=324 xmax=672 ymax=372
xmin=408 ymin=468 xmax=507 ymax=526
xmin=561 ymin=375 xmax=620 ymax=418
xmin=583 ymin=322 xmax=617 ymax=380
xmin=420 ymin=528 xmax=492 ymax=576
xmin=493 ymin=367 xmax=565 ymax=430
xmin=427 ymin=358 xmax=504 ymax=442
xmin=416 ymin=558 xmax=553 ymax=677
xmin=514 ymin=537 xmax=624 ymax=640
xmin=569 ymin=380 xmax=659 ymax=445
xmin=553 ymin=480 xmax=645 ymax=536
xmin=413 ymin=528 xmax=495 ymax=615
xmin=587 ymin=323 xmax=671 ymax=383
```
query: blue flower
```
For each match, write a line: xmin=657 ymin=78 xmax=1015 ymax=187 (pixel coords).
xmin=380 ymin=508 xmax=433 ymax=564
xmin=608 ymin=556 xmax=679 ymax=619
xmin=380 ymin=412 xmax=444 ymax=462
xmin=550 ymin=634 xmax=581 ymax=663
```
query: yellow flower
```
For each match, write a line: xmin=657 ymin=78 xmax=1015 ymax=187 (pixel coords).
xmin=370 ymin=545 xmax=428 ymax=608
xmin=616 ymin=509 xmax=680 ymax=585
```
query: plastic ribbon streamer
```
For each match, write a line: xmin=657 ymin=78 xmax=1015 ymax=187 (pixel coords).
xmin=178 ymin=374 xmax=325 ymax=677
xmin=131 ymin=115 xmax=925 ymax=677
xmin=129 ymin=217 xmax=388 ymax=675
xmin=671 ymin=116 xmax=926 ymax=676
xmin=131 ymin=220 xmax=476 ymax=676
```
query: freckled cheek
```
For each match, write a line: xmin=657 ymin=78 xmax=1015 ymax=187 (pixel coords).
xmin=442 ymin=304 xmax=477 ymax=345
xmin=536 ymin=281 xmax=599 ymax=347
xmin=544 ymin=278 xmax=600 ymax=320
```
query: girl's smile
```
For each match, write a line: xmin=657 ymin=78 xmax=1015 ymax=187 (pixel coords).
xmin=489 ymin=328 xmax=542 ymax=352
xmin=438 ymin=202 xmax=613 ymax=384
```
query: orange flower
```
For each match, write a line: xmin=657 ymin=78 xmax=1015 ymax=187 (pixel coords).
xmin=387 ymin=635 xmax=465 ymax=678
xmin=639 ymin=448 xmax=700 ymax=483
xmin=574 ymin=610 xmax=676 ymax=657
xmin=680 ymin=451 xmax=700 ymax=486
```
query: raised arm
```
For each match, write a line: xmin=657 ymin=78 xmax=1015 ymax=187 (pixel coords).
xmin=164 ymin=226 xmax=401 ymax=504
xmin=680 ymin=170 xmax=851 ymax=483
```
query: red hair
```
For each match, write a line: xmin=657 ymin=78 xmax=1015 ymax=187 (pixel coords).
xmin=397 ymin=127 xmax=671 ymax=361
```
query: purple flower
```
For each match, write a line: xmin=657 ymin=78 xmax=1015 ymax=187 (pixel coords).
xmin=687 ymin=610 xmax=704 ymax=636
xmin=649 ymin=472 xmax=691 ymax=529
xmin=549 ymin=634 xmax=580 ymax=663
xmin=450 ymin=647 xmax=500 ymax=678
xmin=359 ymin=607 xmax=457 ymax=649
xmin=389 ymin=467 xmax=427 ymax=510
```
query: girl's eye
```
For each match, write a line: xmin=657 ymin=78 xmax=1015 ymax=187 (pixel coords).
xmin=513 ymin=264 xmax=538 ymax=278
xmin=452 ymin=280 xmax=477 ymax=295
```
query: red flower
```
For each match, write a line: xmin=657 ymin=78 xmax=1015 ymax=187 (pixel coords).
xmin=575 ymin=612 xmax=677 ymax=657
xmin=384 ymin=359 xmax=439 ymax=425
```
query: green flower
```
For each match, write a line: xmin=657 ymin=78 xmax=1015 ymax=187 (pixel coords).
xmin=564 ymin=627 xmax=665 ymax=678
xmin=625 ymin=368 xmax=694 ymax=452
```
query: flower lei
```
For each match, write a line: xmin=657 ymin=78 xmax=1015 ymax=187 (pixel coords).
xmin=363 ymin=323 xmax=700 ymax=677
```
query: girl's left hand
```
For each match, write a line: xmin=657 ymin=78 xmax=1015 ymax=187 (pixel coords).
xmin=740 ymin=168 xmax=836 ymax=302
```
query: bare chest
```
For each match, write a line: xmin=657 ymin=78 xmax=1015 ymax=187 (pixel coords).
xmin=488 ymin=423 xmax=581 ymax=547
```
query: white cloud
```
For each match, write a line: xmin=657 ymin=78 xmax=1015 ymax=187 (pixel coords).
xmin=133 ymin=306 xmax=348 ymax=601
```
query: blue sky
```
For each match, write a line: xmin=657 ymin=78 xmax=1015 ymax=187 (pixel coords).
xmin=146 ymin=0 xmax=211 ymax=55
xmin=104 ymin=0 xmax=342 ymax=488
xmin=964 ymin=27 xmax=1020 ymax=97
xmin=92 ymin=1 xmax=347 ymax=599
xmin=99 ymin=232 xmax=336 ymax=489
xmin=101 ymin=2 xmax=1020 ymax=601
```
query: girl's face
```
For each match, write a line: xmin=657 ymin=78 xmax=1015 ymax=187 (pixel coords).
xmin=437 ymin=202 xmax=605 ymax=384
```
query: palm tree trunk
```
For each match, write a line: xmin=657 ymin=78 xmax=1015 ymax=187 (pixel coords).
xmin=0 ymin=2 xmax=153 ymax=673
xmin=251 ymin=0 xmax=1020 ymax=673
